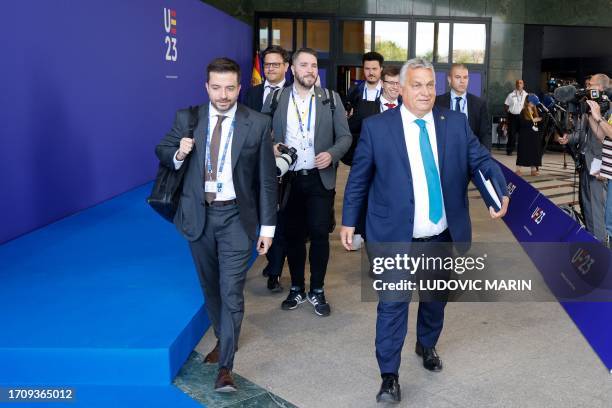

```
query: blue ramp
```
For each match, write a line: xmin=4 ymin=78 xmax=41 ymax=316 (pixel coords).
xmin=0 ymin=183 xmax=210 ymax=387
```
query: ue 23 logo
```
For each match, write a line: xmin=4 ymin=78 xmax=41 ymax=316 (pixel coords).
xmin=164 ymin=8 xmax=178 ymax=62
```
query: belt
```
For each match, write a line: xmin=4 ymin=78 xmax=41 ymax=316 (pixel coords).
xmin=290 ymin=168 xmax=318 ymax=176
xmin=412 ymin=229 xmax=449 ymax=242
xmin=205 ymin=199 xmax=237 ymax=207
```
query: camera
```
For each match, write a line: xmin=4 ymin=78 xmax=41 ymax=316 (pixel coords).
xmin=275 ymin=144 xmax=298 ymax=177
xmin=554 ymin=85 xmax=611 ymax=116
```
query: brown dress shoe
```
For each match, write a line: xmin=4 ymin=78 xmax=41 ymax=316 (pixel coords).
xmin=214 ymin=367 xmax=237 ymax=392
xmin=204 ymin=341 xmax=220 ymax=364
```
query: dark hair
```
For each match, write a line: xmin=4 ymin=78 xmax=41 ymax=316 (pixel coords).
xmin=450 ymin=63 xmax=468 ymax=72
xmin=382 ymin=65 xmax=400 ymax=79
xmin=261 ymin=45 xmax=289 ymax=63
xmin=292 ymin=47 xmax=318 ymax=64
xmin=206 ymin=57 xmax=241 ymax=82
xmin=362 ymin=51 xmax=384 ymax=67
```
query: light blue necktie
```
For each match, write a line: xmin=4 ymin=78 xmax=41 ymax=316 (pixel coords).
xmin=414 ymin=119 xmax=443 ymax=223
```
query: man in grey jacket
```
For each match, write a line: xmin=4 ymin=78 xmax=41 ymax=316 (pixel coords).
xmin=156 ymin=57 xmax=277 ymax=392
xmin=272 ymin=48 xmax=351 ymax=316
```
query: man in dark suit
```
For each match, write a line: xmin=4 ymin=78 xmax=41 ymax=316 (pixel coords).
xmin=155 ymin=57 xmax=277 ymax=392
xmin=340 ymin=58 xmax=509 ymax=403
xmin=435 ymin=63 xmax=491 ymax=150
xmin=272 ymin=48 xmax=351 ymax=317
xmin=244 ymin=45 xmax=291 ymax=292
xmin=244 ymin=45 xmax=290 ymax=113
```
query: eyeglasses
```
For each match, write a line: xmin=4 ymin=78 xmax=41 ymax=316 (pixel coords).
xmin=383 ymin=80 xmax=401 ymax=87
xmin=263 ymin=62 xmax=282 ymax=69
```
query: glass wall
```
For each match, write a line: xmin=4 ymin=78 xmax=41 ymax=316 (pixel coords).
xmin=374 ymin=21 xmax=409 ymax=62
xmin=452 ymin=23 xmax=486 ymax=64
xmin=255 ymin=14 xmax=489 ymax=93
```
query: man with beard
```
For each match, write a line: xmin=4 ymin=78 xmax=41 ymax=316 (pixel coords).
xmin=155 ymin=57 xmax=277 ymax=392
xmin=345 ymin=52 xmax=385 ymax=165
xmin=271 ymin=48 xmax=351 ymax=316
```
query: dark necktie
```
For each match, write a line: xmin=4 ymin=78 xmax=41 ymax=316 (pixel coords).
xmin=205 ymin=114 xmax=227 ymax=204
xmin=454 ymin=96 xmax=462 ymax=113
xmin=384 ymin=103 xmax=396 ymax=109
xmin=263 ymin=86 xmax=279 ymax=110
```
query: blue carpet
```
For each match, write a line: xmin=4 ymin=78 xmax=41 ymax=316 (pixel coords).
xmin=0 ymin=182 xmax=209 ymax=389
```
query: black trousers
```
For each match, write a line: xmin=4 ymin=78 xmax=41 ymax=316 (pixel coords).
xmin=283 ymin=170 xmax=335 ymax=290
xmin=262 ymin=211 xmax=286 ymax=278
xmin=507 ymin=113 xmax=520 ymax=154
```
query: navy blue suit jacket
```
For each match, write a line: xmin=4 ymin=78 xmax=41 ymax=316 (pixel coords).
xmin=342 ymin=105 xmax=506 ymax=245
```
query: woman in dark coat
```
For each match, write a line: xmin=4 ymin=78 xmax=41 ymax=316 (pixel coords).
xmin=515 ymin=96 xmax=543 ymax=176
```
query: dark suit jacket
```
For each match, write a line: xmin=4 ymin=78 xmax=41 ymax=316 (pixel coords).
xmin=244 ymin=82 xmax=291 ymax=113
xmin=342 ymin=106 xmax=506 ymax=245
xmin=272 ymin=86 xmax=352 ymax=190
xmin=155 ymin=103 xmax=277 ymax=241
xmin=436 ymin=92 xmax=491 ymax=150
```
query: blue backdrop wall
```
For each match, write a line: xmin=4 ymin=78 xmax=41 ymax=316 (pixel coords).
xmin=0 ymin=0 xmax=252 ymax=244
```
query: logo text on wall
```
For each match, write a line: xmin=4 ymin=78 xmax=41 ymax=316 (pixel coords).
xmin=164 ymin=8 xmax=177 ymax=62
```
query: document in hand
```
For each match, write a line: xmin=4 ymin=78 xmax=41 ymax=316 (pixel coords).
xmin=478 ymin=170 xmax=502 ymax=212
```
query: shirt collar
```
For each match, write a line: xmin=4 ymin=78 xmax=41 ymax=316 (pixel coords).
xmin=292 ymin=84 xmax=315 ymax=99
xmin=365 ymin=81 xmax=382 ymax=91
xmin=450 ymin=89 xmax=466 ymax=100
xmin=401 ymin=104 xmax=434 ymax=125
xmin=265 ymin=78 xmax=286 ymax=89
xmin=380 ymin=94 xmax=398 ymax=105
xmin=209 ymin=102 xmax=237 ymax=120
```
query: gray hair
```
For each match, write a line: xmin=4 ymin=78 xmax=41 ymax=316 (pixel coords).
xmin=591 ymin=73 xmax=610 ymax=89
xmin=399 ymin=58 xmax=436 ymax=86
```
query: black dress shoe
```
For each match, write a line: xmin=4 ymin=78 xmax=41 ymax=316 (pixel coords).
xmin=376 ymin=374 xmax=401 ymax=403
xmin=267 ymin=275 xmax=283 ymax=292
xmin=415 ymin=342 xmax=443 ymax=372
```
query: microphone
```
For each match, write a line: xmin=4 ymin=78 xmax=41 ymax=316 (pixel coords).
xmin=542 ymin=94 xmax=555 ymax=109
xmin=527 ymin=94 xmax=550 ymax=113
xmin=553 ymin=85 xmax=577 ymax=103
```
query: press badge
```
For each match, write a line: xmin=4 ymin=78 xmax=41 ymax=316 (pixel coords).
xmin=205 ymin=181 xmax=222 ymax=193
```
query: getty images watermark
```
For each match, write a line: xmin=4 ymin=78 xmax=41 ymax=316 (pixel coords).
xmin=360 ymin=242 xmax=612 ymax=302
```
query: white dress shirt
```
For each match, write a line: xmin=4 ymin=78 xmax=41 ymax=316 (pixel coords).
xmin=400 ymin=105 xmax=448 ymax=238
xmin=284 ymin=85 xmax=316 ymax=171
xmin=450 ymin=89 xmax=468 ymax=118
xmin=504 ymin=90 xmax=527 ymax=115
xmin=262 ymin=78 xmax=286 ymax=105
xmin=174 ymin=103 xmax=275 ymax=238
xmin=363 ymin=81 xmax=382 ymax=101
xmin=379 ymin=95 xmax=399 ymax=112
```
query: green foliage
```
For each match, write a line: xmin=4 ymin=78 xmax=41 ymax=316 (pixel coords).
xmin=375 ymin=40 xmax=407 ymax=62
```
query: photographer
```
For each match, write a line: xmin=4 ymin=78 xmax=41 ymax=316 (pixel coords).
xmin=586 ymin=84 xmax=612 ymax=242
xmin=272 ymin=48 xmax=351 ymax=316
xmin=557 ymin=73 xmax=611 ymax=242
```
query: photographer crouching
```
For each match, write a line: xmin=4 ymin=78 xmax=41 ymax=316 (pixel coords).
xmin=557 ymin=73 xmax=611 ymax=242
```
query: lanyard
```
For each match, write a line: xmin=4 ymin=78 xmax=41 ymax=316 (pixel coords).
xmin=291 ymin=91 xmax=314 ymax=135
xmin=205 ymin=116 xmax=235 ymax=180
xmin=363 ymin=84 xmax=381 ymax=100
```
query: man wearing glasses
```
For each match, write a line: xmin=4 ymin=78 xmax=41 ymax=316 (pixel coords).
xmin=379 ymin=66 xmax=402 ymax=112
xmin=245 ymin=45 xmax=292 ymax=293
xmin=245 ymin=45 xmax=291 ymax=114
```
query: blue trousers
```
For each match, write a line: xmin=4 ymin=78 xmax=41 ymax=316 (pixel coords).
xmin=375 ymin=230 xmax=451 ymax=376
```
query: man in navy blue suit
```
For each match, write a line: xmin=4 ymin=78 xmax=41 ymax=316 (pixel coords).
xmin=340 ymin=58 xmax=509 ymax=403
